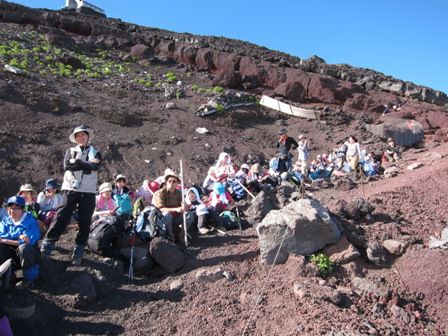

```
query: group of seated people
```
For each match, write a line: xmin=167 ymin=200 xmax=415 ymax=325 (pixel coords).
xmin=0 ymin=136 xmax=402 ymax=290
xmin=279 ymin=135 xmax=402 ymax=182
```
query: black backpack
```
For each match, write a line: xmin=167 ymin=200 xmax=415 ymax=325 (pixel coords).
xmin=87 ymin=215 xmax=125 ymax=256
xmin=135 ymin=206 xmax=166 ymax=241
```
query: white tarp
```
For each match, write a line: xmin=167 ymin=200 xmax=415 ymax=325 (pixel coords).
xmin=259 ymin=95 xmax=320 ymax=120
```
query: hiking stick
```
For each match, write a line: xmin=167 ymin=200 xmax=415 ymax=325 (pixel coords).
xmin=128 ymin=224 xmax=135 ymax=282
xmin=234 ymin=179 xmax=256 ymax=199
xmin=180 ymin=160 xmax=188 ymax=247
xmin=235 ymin=205 xmax=242 ymax=231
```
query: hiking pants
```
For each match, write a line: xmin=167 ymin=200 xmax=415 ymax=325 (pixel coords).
xmin=44 ymin=191 xmax=95 ymax=246
xmin=200 ymin=208 xmax=222 ymax=229
xmin=0 ymin=243 xmax=40 ymax=270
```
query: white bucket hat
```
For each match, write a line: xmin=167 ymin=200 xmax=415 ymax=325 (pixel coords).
xmin=99 ymin=182 xmax=113 ymax=194
xmin=69 ymin=125 xmax=93 ymax=144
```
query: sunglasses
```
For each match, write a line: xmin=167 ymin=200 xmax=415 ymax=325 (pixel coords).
xmin=166 ymin=179 xmax=179 ymax=183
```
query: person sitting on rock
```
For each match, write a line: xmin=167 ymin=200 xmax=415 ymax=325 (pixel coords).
xmin=235 ymin=163 xmax=250 ymax=185
xmin=113 ymin=174 xmax=134 ymax=198
xmin=276 ymin=128 xmax=298 ymax=173
xmin=0 ymin=198 xmax=7 ymax=223
xmin=208 ymin=182 xmax=234 ymax=214
xmin=93 ymin=182 xmax=118 ymax=219
xmin=382 ymin=138 xmax=400 ymax=164
xmin=0 ymin=196 xmax=40 ymax=290
xmin=185 ymin=187 xmax=221 ymax=235
xmin=18 ymin=184 xmax=40 ymax=220
xmin=202 ymin=152 xmax=235 ymax=191
xmin=136 ymin=179 xmax=159 ymax=207
xmin=37 ymin=178 xmax=62 ymax=231
xmin=153 ymin=170 xmax=189 ymax=243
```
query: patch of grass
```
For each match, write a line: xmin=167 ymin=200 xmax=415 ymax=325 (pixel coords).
xmin=164 ymin=71 xmax=177 ymax=83
xmin=309 ymin=253 xmax=334 ymax=277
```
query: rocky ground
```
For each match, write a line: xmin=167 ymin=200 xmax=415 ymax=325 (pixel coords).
xmin=1 ymin=2 xmax=448 ymax=335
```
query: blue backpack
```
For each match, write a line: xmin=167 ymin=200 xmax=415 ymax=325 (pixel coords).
xmin=113 ymin=193 xmax=132 ymax=217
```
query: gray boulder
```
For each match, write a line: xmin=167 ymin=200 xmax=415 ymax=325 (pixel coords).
xmin=366 ymin=242 xmax=389 ymax=267
xmin=245 ymin=191 xmax=274 ymax=225
xmin=256 ymin=198 xmax=341 ymax=264
xmin=149 ymin=237 xmax=185 ymax=273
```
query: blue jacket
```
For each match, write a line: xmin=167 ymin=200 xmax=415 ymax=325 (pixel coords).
xmin=0 ymin=212 xmax=41 ymax=246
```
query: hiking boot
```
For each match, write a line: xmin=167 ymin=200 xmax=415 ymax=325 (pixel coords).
xmin=40 ymin=240 xmax=55 ymax=259
xmin=71 ymin=257 xmax=82 ymax=266
xmin=15 ymin=280 xmax=34 ymax=290
xmin=71 ymin=244 xmax=85 ymax=266
xmin=198 ymin=227 xmax=211 ymax=235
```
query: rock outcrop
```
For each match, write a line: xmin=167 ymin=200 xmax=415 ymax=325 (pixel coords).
xmin=256 ymin=198 xmax=341 ymax=264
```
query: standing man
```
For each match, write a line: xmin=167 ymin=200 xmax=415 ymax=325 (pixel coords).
xmin=276 ymin=128 xmax=298 ymax=173
xmin=40 ymin=125 xmax=102 ymax=265
xmin=0 ymin=196 xmax=40 ymax=289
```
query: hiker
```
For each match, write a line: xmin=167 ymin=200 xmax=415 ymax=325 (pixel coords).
xmin=113 ymin=174 xmax=134 ymax=198
xmin=345 ymin=135 xmax=361 ymax=171
xmin=235 ymin=163 xmax=250 ymax=184
xmin=297 ymin=134 xmax=310 ymax=165
xmin=37 ymin=178 xmax=62 ymax=230
xmin=276 ymin=128 xmax=298 ymax=173
xmin=382 ymin=138 xmax=400 ymax=163
xmin=0 ymin=198 xmax=7 ymax=222
xmin=40 ymin=125 xmax=102 ymax=266
xmin=153 ymin=170 xmax=189 ymax=243
xmin=268 ymin=155 xmax=280 ymax=176
xmin=18 ymin=184 xmax=40 ymax=220
xmin=0 ymin=196 xmax=40 ymax=289
xmin=203 ymin=152 xmax=235 ymax=191
xmin=93 ymin=182 xmax=118 ymax=219
xmin=185 ymin=187 xmax=221 ymax=235
xmin=136 ymin=179 xmax=158 ymax=207
xmin=208 ymin=182 xmax=234 ymax=214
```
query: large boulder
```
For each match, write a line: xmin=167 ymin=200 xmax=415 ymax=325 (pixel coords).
xmin=244 ymin=191 xmax=274 ymax=225
xmin=256 ymin=198 xmax=341 ymax=264
xmin=149 ymin=237 xmax=185 ymax=273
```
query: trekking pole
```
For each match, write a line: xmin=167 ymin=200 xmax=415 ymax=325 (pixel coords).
xmin=180 ymin=160 xmax=188 ymax=247
xmin=234 ymin=179 xmax=256 ymax=199
xmin=128 ymin=221 xmax=135 ymax=283
xmin=235 ymin=205 xmax=242 ymax=231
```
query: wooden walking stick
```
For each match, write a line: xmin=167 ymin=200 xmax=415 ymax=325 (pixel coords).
xmin=179 ymin=160 xmax=188 ymax=247
xmin=234 ymin=178 xmax=256 ymax=199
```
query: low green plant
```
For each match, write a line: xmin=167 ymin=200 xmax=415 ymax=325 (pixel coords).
xmin=309 ymin=253 xmax=334 ymax=276
xmin=164 ymin=71 xmax=177 ymax=83
xmin=215 ymin=103 xmax=225 ymax=112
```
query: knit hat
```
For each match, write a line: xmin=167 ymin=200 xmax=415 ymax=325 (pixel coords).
xmin=99 ymin=182 xmax=113 ymax=194
xmin=69 ymin=125 xmax=93 ymax=144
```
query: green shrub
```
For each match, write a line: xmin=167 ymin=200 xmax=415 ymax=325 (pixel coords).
xmin=309 ymin=253 xmax=334 ymax=276
xmin=164 ymin=71 xmax=177 ymax=83
xmin=215 ymin=103 xmax=225 ymax=112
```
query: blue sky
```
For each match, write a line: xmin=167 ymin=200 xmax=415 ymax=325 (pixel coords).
xmin=14 ymin=0 xmax=448 ymax=94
